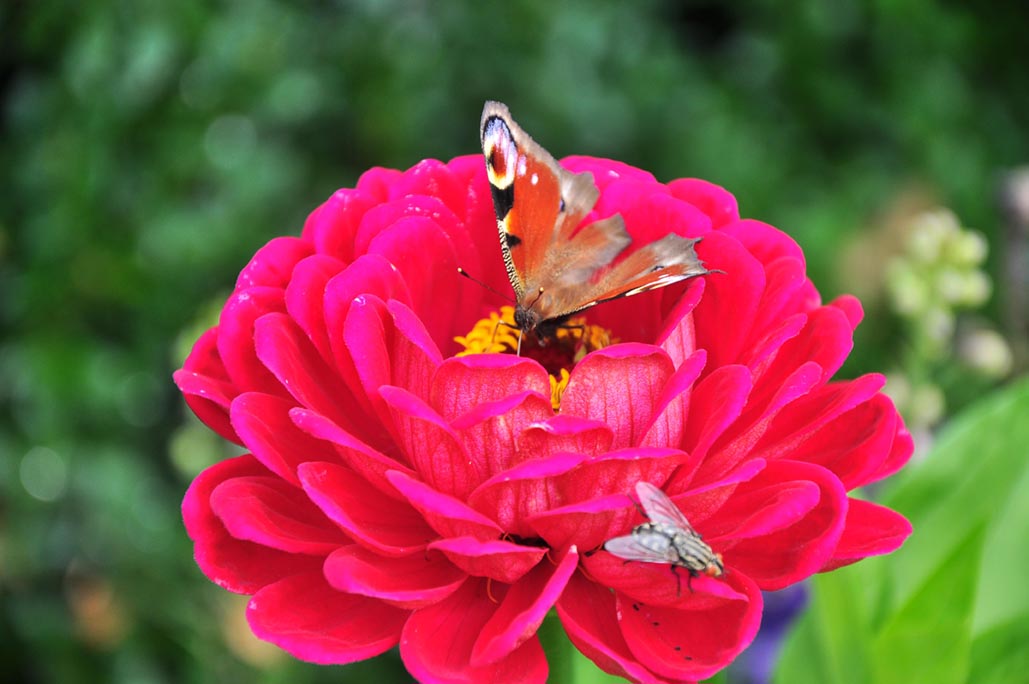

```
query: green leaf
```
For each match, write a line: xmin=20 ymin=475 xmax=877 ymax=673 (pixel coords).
xmin=968 ymin=616 xmax=1029 ymax=684
xmin=881 ymin=377 xmax=1029 ymax=614
xmin=868 ymin=524 xmax=983 ymax=684
xmin=773 ymin=563 xmax=873 ymax=684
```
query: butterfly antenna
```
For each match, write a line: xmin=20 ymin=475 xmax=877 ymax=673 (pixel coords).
xmin=457 ymin=267 xmax=514 ymax=303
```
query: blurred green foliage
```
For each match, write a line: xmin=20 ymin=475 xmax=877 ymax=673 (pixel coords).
xmin=1 ymin=1 xmax=1026 ymax=682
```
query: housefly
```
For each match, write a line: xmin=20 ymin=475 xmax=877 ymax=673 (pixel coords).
xmin=603 ymin=481 xmax=724 ymax=594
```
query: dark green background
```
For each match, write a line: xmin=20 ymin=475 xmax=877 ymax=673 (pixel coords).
xmin=3 ymin=2 xmax=1026 ymax=682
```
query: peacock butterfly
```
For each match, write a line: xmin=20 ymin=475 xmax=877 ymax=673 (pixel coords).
xmin=480 ymin=100 xmax=711 ymax=346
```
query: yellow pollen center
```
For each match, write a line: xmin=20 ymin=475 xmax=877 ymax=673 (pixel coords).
xmin=454 ymin=305 xmax=617 ymax=410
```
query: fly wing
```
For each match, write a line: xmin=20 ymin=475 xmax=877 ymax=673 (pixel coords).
xmin=635 ymin=481 xmax=695 ymax=532
xmin=603 ymin=533 xmax=679 ymax=564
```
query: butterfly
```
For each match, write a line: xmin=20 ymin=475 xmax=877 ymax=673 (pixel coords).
xmin=480 ymin=101 xmax=711 ymax=346
xmin=604 ymin=481 xmax=724 ymax=595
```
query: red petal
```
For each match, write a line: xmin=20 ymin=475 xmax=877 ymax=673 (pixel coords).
xmin=230 ymin=392 xmax=338 ymax=485
xmin=210 ymin=475 xmax=348 ymax=555
xmin=528 ymin=493 xmax=639 ymax=553
xmin=656 ymin=279 xmax=705 ymax=369
xmin=301 ymin=188 xmax=376 ymax=262
xmin=787 ymin=393 xmax=899 ymax=489
xmin=584 ymin=549 xmax=747 ymax=608
xmin=468 ymin=452 xmax=588 ymax=537
xmin=400 ymin=579 xmax=548 ymax=684
xmin=323 ymin=545 xmax=466 ymax=609
xmin=557 ymin=573 xmax=682 ymax=684
xmin=668 ymin=178 xmax=740 ymax=229
xmin=428 ymin=537 xmax=546 ymax=584
xmin=431 ymin=355 xmax=551 ymax=422
xmin=692 ymin=232 xmax=766 ymax=370
xmin=561 ymin=344 xmax=675 ymax=449
xmin=175 ymin=327 xmax=239 ymax=443
xmin=386 ymin=470 xmax=503 ymax=540
xmin=719 ymin=460 xmax=848 ymax=590
xmin=290 ymin=408 xmax=414 ymax=494
xmin=680 ymin=364 xmax=752 ymax=470
xmin=821 ymin=498 xmax=912 ymax=571
xmin=235 ymin=236 xmax=313 ymax=290
xmin=618 ymin=571 xmax=762 ymax=681
xmin=284 ymin=254 xmax=346 ymax=365
xmin=182 ymin=455 xmax=323 ymax=593
xmin=641 ymin=350 xmax=707 ymax=449
xmin=218 ymin=287 xmax=288 ymax=395
xmin=471 ymin=546 xmax=580 ymax=666
xmin=298 ymin=461 xmax=433 ymax=556
xmin=721 ymin=219 xmax=805 ymax=269
xmin=865 ymin=419 xmax=914 ymax=485
xmin=516 ymin=415 xmax=614 ymax=461
xmin=247 ymin=571 xmax=407 ymax=664
xmin=380 ymin=385 xmax=482 ymax=498
xmin=452 ymin=392 xmax=553 ymax=477
xmin=253 ymin=312 xmax=360 ymax=433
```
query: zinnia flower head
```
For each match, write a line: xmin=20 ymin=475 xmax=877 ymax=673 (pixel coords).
xmin=175 ymin=153 xmax=912 ymax=683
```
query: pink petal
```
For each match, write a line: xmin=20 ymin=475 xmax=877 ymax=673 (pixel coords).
xmin=692 ymin=232 xmax=766 ymax=370
xmin=719 ymin=460 xmax=848 ymax=590
xmin=641 ymin=350 xmax=707 ymax=449
xmin=721 ymin=219 xmax=805 ymax=269
xmin=668 ymin=178 xmax=740 ymax=228
xmin=344 ymin=295 xmax=443 ymax=430
xmin=468 ymin=452 xmax=589 ymax=537
xmin=253 ymin=312 xmax=361 ymax=433
xmin=431 ymin=355 xmax=551 ymax=422
xmin=284 ymin=254 xmax=346 ymax=365
xmin=745 ymin=257 xmax=808 ymax=348
xmin=290 ymin=407 xmax=414 ymax=494
xmin=182 ymin=455 xmax=323 ymax=593
xmin=230 ymin=392 xmax=338 ymax=485
xmin=452 ymin=392 xmax=553 ymax=478
xmin=753 ymin=374 xmax=887 ymax=463
xmin=301 ymin=189 xmax=375 ymax=262
xmin=698 ymin=361 xmax=823 ymax=482
xmin=704 ymin=475 xmax=822 ymax=541
xmin=323 ymin=254 xmax=413 ymax=418
xmin=679 ymin=364 xmax=753 ymax=474
xmin=471 ymin=546 xmax=580 ymax=665
xmin=386 ymin=469 xmax=503 ymax=540
xmin=655 ymin=279 xmax=705 ymax=369
xmin=584 ymin=549 xmax=747 ymax=608
xmin=821 ymin=498 xmax=912 ymax=571
xmin=756 ymin=304 xmax=856 ymax=390
xmin=365 ymin=215 xmax=463 ymax=347
xmin=865 ymin=419 xmax=914 ymax=486
xmin=558 ymin=447 xmax=690 ymax=507
xmin=298 ymin=461 xmax=434 ymax=556
xmin=557 ymin=573 xmax=682 ymax=684
xmin=356 ymin=166 xmax=404 ymax=201
xmin=400 ymin=579 xmax=548 ymax=684
xmin=561 ymin=344 xmax=675 ymax=449
xmin=323 ymin=544 xmax=466 ymax=609
xmin=788 ymin=393 xmax=899 ymax=489
xmin=516 ymin=415 xmax=614 ymax=461
xmin=218 ymin=287 xmax=288 ymax=395
xmin=387 ymin=159 xmax=469 ymax=217
xmin=829 ymin=294 xmax=864 ymax=329
xmin=234 ymin=236 xmax=313 ymax=290
xmin=618 ymin=571 xmax=763 ymax=681
xmin=380 ymin=385 xmax=481 ymax=498
xmin=528 ymin=494 xmax=647 ymax=555
xmin=428 ymin=537 xmax=547 ymax=584
xmin=175 ymin=327 xmax=239 ymax=443
xmin=672 ymin=458 xmax=768 ymax=526
xmin=247 ymin=571 xmax=407 ymax=665
xmin=210 ymin=475 xmax=349 ymax=555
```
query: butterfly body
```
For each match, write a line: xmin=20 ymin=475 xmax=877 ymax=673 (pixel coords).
xmin=480 ymin=101 xmax=711 ymax=344
xmin=604 ymin=481 xmax=724 ymax=593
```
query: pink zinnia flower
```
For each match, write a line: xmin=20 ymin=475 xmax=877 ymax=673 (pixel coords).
xmin=175 ymin=153 xmax=912 ymax=683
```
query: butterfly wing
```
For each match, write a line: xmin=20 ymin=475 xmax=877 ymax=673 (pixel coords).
xmin=635 ymin=481 xmax=696 ymax=532
xmin=481 ymin=101 xmax=629 ymax=306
